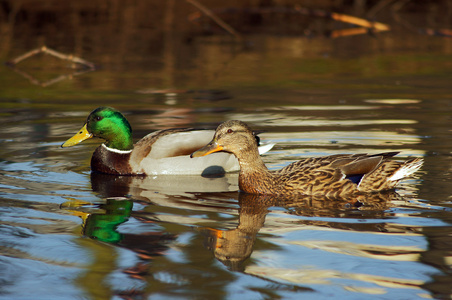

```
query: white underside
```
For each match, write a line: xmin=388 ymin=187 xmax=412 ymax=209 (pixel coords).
xmin=138 ymin=152 xmax=241 ymax=175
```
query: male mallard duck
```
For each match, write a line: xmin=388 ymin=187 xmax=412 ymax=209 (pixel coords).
xmin=61 ymin=107 xmax=274 ymax=176
xmin=191 ymin=120 xmax=423 ymax=198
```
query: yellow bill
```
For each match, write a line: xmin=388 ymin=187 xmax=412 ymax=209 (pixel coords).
xmin=190 ymin=141 xmax=223 ymax=158
xmin=61 ymin=124 xmax=93 ymax=147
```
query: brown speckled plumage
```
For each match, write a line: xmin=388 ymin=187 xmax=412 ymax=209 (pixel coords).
xmin=191 ymin=120 xmax=423 ymax=197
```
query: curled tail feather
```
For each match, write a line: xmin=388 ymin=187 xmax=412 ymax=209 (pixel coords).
xmin=358 ymin=157 xmax=423 ymax=192
xmin=388 ymin=157 xmax=423 ymax=181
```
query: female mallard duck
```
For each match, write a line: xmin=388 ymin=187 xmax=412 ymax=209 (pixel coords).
xmin=61 ymin=107 xmax=273 ymax=176
xmin=191 ymin=120 xmax=423 ymax=197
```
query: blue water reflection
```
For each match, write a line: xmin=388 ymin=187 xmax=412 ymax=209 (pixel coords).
xmin=2 ymin=2 xmax=452 ymax=297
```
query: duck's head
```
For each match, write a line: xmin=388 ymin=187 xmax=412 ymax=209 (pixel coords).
xmin=61 ymin=107 xmax=133 ymax=151
xmin=191 ymin=120 xmax=259 ymax=159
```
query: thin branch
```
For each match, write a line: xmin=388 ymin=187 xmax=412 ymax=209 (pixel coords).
xmin=330 ymin=11 xmax=390 ymax=31
xmin=186 ymin=0 xmax=242 ymax=40
xmin=391 ymin=0 xmax=452 ymax=37
xmin=5 ymin=45 xmax=96 ymax=87
xmin=6 ymin=45 xmax=95 ymax=69
xmin=294 ymin=6 xmax=390 ymax=31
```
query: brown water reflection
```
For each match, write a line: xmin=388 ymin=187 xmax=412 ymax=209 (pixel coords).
xmin=2 ymin=1 xmax=452 ymax=96
xmin=200 ymin=192 xmax=398 ymax=271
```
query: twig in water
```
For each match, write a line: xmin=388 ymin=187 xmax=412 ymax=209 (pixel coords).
xmin=6 ymin=45 xmax=95 ymax=69
xmin=185 ymin=0 xmax=242 ymax=41
xmin=5 ymin=45 xmax=96 ymax=87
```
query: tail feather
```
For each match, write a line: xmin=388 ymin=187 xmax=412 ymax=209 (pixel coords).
xmin=357 ymin=157 xmax=423 ymax=192
xmin=388 ymin=157 xmax=423 ymax=181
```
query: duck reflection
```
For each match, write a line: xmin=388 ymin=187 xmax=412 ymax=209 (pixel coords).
xmin=87 ymin=172 xmax=408 ymax=273
xmin=283 ymin=191 xmax=401 ymax=219
xmin=82 ymin=197 xmax=133 ymax=244
xmin=199 ymin=194 xmax=273 ymax=271
xmin=90 ymin=171 xmax=239 ymax=199
xmin=200 ymin=191 xmax=402 ymax=271
xmin=61 ymin=195 xmax=176 ymax=299
xmin=70 ymin=196 xmax=176 ymax=261
xmin=67 ymin=172 xmax=424 ymax=296
xmin=62 ymin=169 xmax=429 ymax=299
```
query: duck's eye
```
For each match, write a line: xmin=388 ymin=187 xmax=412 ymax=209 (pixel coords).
xmin=95 ymin=116 xmax=102 ymax=121
xmin=227 ymin=129 xmax=233 ymax=134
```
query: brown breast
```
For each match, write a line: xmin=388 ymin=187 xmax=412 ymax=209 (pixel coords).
xmin=91 ymin=145 xmax=135 ymax=175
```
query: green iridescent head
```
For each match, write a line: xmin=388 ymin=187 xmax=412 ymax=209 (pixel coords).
xmin=62 ymin=107 xmax=133 ymax=151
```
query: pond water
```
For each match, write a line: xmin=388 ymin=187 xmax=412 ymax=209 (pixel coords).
xmin=1 ymin=2 xmax=452 ymax=299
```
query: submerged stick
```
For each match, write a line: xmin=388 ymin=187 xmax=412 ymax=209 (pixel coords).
xmin=6 ymin=45 xmax=96 ymax=87
xmin=6 ymin=45 xmax=95 ymax=69
xmin=42 ymin=46 xmax=96 ymax=69
xmin=186 ymin=0 xmax=242 ymax=40
xmin=8 ymin=63 xmax=94 ymax=87
xmin=329 ymin=27 xmax=375 ymax=38
xmin=187 ymin=5 xmax=391 ymax=37
xmin=392 ymin=0 xmax=452 ymax=38
xmin=7 ymin=48 xmax=42 ymax=65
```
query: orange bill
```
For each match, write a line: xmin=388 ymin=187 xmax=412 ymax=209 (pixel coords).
xmin=190 ymin=141 xmax=223 ymax=157
xmin=61 ymin=123 xmax=93 ymax=147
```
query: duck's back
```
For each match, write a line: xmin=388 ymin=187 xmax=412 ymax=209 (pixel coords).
xmin=268 ymin=152 xmax=422 ymax=197
xmin=131 ymin=129 xmax=240 ymax=175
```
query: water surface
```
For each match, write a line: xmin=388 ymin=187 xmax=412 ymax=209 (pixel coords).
xmin=1 ymin=2 xmax=452 ymax=299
